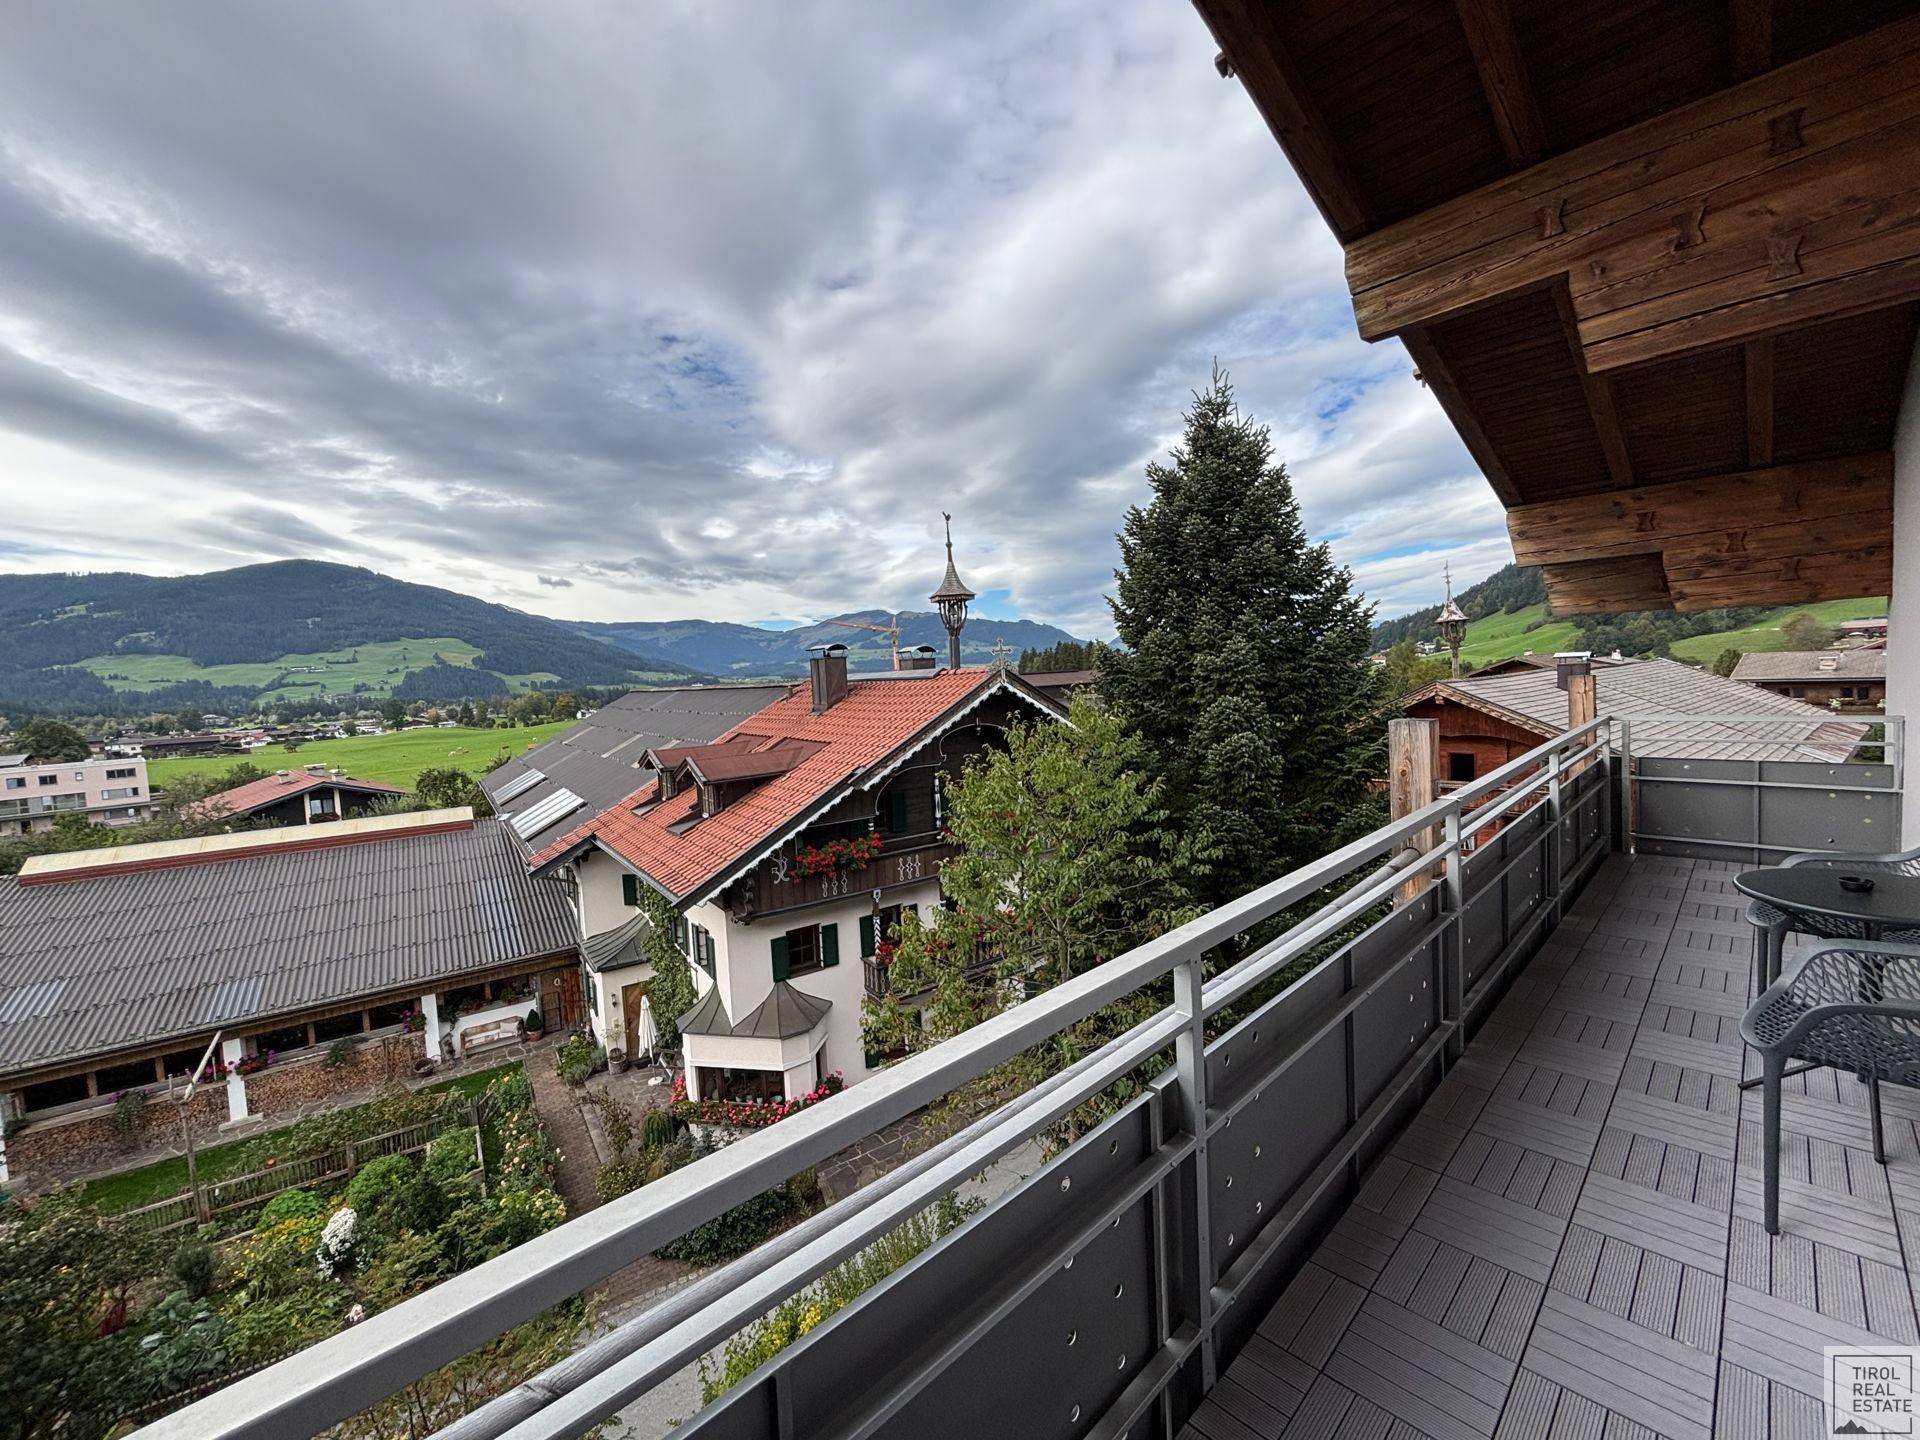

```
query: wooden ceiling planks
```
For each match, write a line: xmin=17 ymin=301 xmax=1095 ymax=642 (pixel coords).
xmin=1611 ymin=346 xmax=1747 ymax=487
xmin=1426 ymin=289 xmax=1617 ymax=500
xmin=1771 ymin=303 xmax=1920 ymax=463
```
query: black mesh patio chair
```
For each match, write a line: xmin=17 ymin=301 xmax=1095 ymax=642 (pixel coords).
xmin=1746 ymin=846 xmax=1920 ymax=988
xmin=1740 ymin=940 xmax=1920 ymax=1234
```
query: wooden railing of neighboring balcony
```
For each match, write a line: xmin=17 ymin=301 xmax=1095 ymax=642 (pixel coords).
xmin=735 ymin=833 xmax=961 ymax=919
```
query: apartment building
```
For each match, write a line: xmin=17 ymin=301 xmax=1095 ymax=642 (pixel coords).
xmin=0 ymin=752 xmax=152 ymax=836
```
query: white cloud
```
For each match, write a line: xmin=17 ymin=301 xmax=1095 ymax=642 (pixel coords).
xmin=0 ymin=1 xmax=1504 ymax=632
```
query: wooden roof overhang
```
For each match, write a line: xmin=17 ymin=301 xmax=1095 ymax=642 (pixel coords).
xmin=1194 ymin=0 xmax=1920 ymax=613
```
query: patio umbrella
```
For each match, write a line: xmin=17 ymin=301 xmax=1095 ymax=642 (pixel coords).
xmin=634 ymin=993 xmax=659 ymax=1062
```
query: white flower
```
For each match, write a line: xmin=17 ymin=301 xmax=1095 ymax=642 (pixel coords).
xmin=317 ymin=1207 xmax=360 ymax=1277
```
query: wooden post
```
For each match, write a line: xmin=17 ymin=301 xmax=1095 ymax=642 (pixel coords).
xmin=1389 ymin=718 xmax=1441 ymax=904
xmin=1567 ymin=671 xmax=1597 ymax=775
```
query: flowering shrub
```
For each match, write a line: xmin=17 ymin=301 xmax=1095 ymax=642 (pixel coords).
xmin=233 ymin=1213 xmax=326 ymax=1299
xmin=796 ymin=833 xmax=883 ymax=877
xmin=668 ymin=1071 xmax=844 ymax=1131
xmin=315 ymin=1207 xmax=359 ymax=1277
xmin=484 ymin=1069 xmax=560 ymax=1192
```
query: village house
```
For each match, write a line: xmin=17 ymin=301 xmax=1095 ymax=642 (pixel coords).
xmin=192 ymin=766 xmax=408 ymax=825
xmin=521 ymin=645 xmax=1062 ymax=1103
xmin=0 ymin=751 xmax=153 ymax=836
xmin=0 ymin=807 xmax=579 ymax=1186
xmin=1405 ymin=653 xmax=1863 ymax=784
xmin=1730 ymin=647 xmax=1887 ymax=712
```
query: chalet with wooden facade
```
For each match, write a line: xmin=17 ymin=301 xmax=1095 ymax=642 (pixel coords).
xmin=1407 ymin=654 xmax=1862 ymax=785
xmin=1730 ymin=646 xmax=1887 ymax=710
xmin=528 ymin=649 xmax=1063 ymax=1103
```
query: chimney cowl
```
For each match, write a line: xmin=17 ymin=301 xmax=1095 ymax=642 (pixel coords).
xmin=1554 ymin=651 xmax=1593 ymax=692
xmin=808 ymin=642 xmax=851 ymax=713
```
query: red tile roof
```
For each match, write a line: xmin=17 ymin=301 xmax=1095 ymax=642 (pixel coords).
xmin=196 ymin=770 xmax=406 ymax=819
xmin=530 ymin=668 xmax=1038 ymax=900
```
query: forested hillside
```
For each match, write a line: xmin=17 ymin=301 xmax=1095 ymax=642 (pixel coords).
xmin=0 ymin=561 xmax=691 ymax=712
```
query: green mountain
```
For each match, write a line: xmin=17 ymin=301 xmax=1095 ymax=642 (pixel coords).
xmin=1371 ymin=562 xmax=1886 ymax=668
xmin=0 ymin=560 xmax=696 ymax=713
xmin=576 ymin=608 xmax=1082 ymax=677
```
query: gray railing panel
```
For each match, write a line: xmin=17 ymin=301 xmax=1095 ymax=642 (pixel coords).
xmin=683 ymin=1095 xmax=1165 ymax=1439
xmin=1636 ymin=757 xmax=1900 ymax=860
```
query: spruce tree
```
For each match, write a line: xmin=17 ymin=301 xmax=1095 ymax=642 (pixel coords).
xmin=1104 ymin=368 xmax=1381 ymax=906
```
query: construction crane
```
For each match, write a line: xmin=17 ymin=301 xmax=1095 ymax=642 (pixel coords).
xmin=824 ymin=614 xmax=901 ymax=669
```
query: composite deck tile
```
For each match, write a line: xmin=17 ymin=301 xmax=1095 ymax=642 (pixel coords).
xmin=1191 ymin=857 xmax=1920 ymax=1440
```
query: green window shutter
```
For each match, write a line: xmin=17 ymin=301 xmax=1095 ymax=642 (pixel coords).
xmin=621 ymin=874 xmax=639 ymax=907
xmin=860 ymin=915 xmax=877 ymax=957
xmin=888 ymin=790 xmax=909 ymax=834
xmin=771 ymin=934 xmax=790 ymax=982
xmin=675 ymin=916 xmax=689 ymax=953
xmin=703 ymin=931 xmax=715 ymax=975
xmin=820 ymin=923 xmax=840 ymax=967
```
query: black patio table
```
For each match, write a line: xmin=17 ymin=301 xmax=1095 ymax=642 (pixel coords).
xmin=1734 ymin=866 xmax=1920 ymax=939
xmin=1732 ymin=866 xmax=1920 ymax=1087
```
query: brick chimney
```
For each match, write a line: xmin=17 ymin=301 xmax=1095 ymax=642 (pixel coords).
xmin=809 ymin=643 xmax=850 ymax=713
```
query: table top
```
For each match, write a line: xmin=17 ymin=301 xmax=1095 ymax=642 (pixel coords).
xmin=1734 ymin=866 xmax=1920 ymax=928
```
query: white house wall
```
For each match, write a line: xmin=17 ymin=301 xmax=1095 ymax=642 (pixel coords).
xmin=721 ymin=881 xmax=942 ymax=1085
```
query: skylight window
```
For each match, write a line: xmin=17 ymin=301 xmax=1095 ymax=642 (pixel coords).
xmin=509 ymin=787 xmax=583 ymax=840
xmin=492 ymin=769 xmax=545 ymax=805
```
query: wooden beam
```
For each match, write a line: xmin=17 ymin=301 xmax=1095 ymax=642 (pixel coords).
xmin=1665 ymin=549 xmax=1891 ymax=607
xmin=1400 ymin=327 xmax=1523 ymax=505
xmin=1551 ymin=283 xmax=1633 ymax=487
xmin=1730 ymin=0 xmax=1773 ymax=81
xmin=1744 ymin=335 xmax=1774 ymax=466
xmin=1538 ymin=555 xmax=1673 ymax=615
xmin=1508 ymin=453 xmax=1891 ymax=565
xmin=1341 ymin=17 xmax=1920 ymax=369
xmin=1455 ymin=0 xmax=1547 ymax=165
xmin=1193 ymin=0 xmax=1374 ymax=240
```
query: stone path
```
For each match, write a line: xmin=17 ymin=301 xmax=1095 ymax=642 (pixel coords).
xmin=527 ymin=1054 xmax=697 ymax=1309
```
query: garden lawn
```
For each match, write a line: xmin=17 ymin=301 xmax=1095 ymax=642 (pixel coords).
xmin=1667 ymin=596 xmax=1890 ymax=663
xmin=145 ymin=722 xmax=569 ymax=791
xmin=75 ymin=1063 xmax=521 ymax=1212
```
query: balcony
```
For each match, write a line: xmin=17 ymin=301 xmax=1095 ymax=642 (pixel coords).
xmin=138 ymin=713 xmax=1910 ymax=1440
xmin=736 ymin=832 xmax=962 ymax=919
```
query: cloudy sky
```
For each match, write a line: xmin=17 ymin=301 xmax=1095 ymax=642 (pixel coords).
xmin=0 ymin=1 xmax=1509 ymax=635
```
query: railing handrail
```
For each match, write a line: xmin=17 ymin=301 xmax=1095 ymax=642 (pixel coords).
xmin=135 ymin=715 xmax=1619 ymax=1440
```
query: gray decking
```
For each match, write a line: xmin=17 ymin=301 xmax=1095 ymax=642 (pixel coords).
xmin=1183 ymin=854 xmax=1920 ymax=1440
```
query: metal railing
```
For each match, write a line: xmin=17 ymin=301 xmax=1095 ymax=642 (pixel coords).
xmin=140 ymin=718 xmax=1625 ymax=1440
xmin=1623 ymin=713 xmax=1903 ymax=862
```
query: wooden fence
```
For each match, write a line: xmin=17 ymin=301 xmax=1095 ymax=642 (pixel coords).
xmin=119 ymin=1102 xmax=485 ymax=1236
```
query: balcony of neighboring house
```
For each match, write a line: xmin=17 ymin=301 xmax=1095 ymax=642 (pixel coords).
xmin=736 ymin=819 xmax=961 ymax=920
xmin=144 ymin=706 xmax=1920 ymax=1440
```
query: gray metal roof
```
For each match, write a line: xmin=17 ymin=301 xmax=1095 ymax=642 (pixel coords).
xmin=678 ymin=980 xmax=829 ymax=1041
xmin=1437 ymin=656 xmax=1867 ymax=761
xmin=1730 ymin=649 xmax=1887 ymax=682
xmin=581 ymin=911 xmax=650 ymax=973
xmin=483 ymin=685 xmax=786 ymax=853
xmin=0 ymin=818 xmax=579 ymax=1079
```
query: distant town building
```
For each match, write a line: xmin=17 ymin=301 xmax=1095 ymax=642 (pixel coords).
xmin=1730 ymin=649 xmax=1886 ymax=712
xmin=1838 ymin=617 xmax=1890 ymax=640
xmin=0 ymin=753 xmax=152 ymax=836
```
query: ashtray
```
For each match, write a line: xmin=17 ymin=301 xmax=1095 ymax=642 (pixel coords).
xmin=1839 ymin=875 xmax=1877 ymax=893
